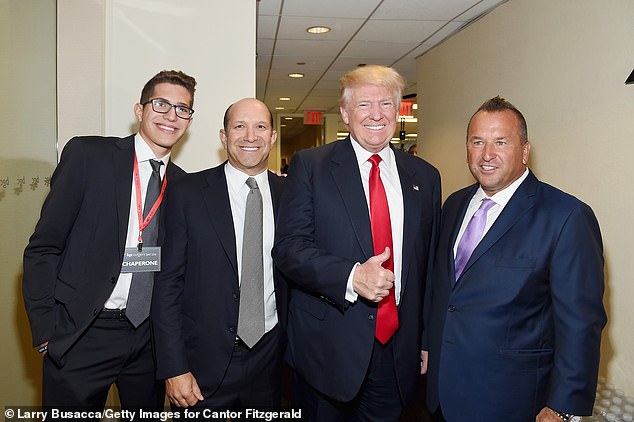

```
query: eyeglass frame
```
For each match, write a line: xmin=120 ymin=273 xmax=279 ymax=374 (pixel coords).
xmin=142 ymin=98 xmax=194 ymax=120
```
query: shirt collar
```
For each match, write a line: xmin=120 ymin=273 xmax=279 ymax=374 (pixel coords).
xmin=225 ymin=161 xmax=269 ymax=192
xmin=134 ymin=133 xmax=170 ymax=166
xmin=349 ymin=136 xmax=395 ymax=168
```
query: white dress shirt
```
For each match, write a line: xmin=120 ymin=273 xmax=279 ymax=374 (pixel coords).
xmin=225 ymin=163 xmax=278 ymax=332
xmin=346 ymin=138 xmax=404 ymax=305
xmin=453 ymin=168 xmax=530 ymax=257
xmin=105 ymin=134 xmax=170 ymax=309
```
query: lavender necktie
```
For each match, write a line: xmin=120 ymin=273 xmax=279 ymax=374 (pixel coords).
xmin=454 ymin=198 xmax=496 ymax=280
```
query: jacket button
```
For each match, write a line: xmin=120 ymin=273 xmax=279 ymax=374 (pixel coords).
xmin=368 ymin=314 xmax=375 ymax=321
xmin=447 ymin=305 xmax=456 ymax=312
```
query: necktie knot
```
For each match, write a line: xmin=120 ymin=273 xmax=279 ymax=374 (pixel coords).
xmin=246 ymin=176 xmax=259 ymax=190
xmin=149 ymin=159 xmax=163 ymax=174
xmin=479 ymin=198 xmax=496 ymax=213
xmin=368 ymin=154 xmax=382 ymax=167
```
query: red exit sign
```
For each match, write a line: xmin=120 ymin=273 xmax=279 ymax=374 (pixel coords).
xmin=304 ymin=110 xmax=324 ymax=125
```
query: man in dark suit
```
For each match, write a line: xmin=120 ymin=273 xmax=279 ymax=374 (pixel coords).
xmin=151 ymin=98 xmax=287 ymax=416
xmin=273 ymin=65 xmax=441 ymax=421
xmin=423 ymin=96 xmax=606 ymax=421
xmin=22 ymin=70 xmax=196 ymax=412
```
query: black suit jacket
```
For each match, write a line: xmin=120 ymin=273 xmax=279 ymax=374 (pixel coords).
xmin=425 ymin=171 xmax=606 ymax=420
xmin=272 ymin=139 xmax=441 ymax=405
xmin=22 ymin=135 xmax=185 ymax=366
xmin=151 ymin=164 xmax=287 ymax=396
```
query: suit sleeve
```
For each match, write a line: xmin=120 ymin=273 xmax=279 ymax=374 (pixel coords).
xmin=421 ymin=171 xmax=442 ymax=350
xmin=272 ymin=153 xmax=357 ymax=310
xmin=22 ymin=138 xmax=86 ymax=346
xmin=151 ymin=180 xmax=191 ymax=379
xmin=548 ymin=202 xmax=606 ymax=415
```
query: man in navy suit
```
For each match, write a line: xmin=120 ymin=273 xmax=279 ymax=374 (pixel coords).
xmin=23 ymin=70 xmax=195 ymax=413
xmin=423 ymin=96 xmax=606 ymax=421
xmin=151 ymin=98 xmax=287 ymax=416
xmin=273 ymin=65 xmax=441 ymax=421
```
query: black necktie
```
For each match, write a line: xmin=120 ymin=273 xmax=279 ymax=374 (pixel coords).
xmin=126 ymin=159 xmax=162 ymax=327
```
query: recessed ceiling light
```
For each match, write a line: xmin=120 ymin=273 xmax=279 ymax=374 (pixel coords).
xmin=275 ymin=107 xmax=285 ymax=110
xmin=284 ymin=117 xmax=293 ymax=120
xmin=307 ymin=26 xmax=331 ymax=34
xmin=288 ymin=73 xmax=304 ymax=78
xmin=279 ymin=97 xmax=291 ymax=101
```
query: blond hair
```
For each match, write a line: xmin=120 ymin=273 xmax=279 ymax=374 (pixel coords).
xmin=339 ymin=65 xmax=406 ymax=109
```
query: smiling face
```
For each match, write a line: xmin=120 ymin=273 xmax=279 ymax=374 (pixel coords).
xmin=220 ymin=98 xmax=277 ymax=176
xmin=134 ymin=82 xmax=193 ymax=158
xmin=340 ymin=84 xmax=398 ymax=153
xmin=466 ymin=110 xmax=531 ymax=196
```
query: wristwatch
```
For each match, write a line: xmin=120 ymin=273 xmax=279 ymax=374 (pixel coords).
xmin=553 ymin=410 xmax=581 ymax=422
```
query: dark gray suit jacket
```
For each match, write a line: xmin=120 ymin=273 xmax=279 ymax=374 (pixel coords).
xmin=273 ymin=138 xmax=441 ymax=405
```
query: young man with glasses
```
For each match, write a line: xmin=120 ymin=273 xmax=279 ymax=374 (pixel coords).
xmin=23 ymin=70 xmax=196 ymax=416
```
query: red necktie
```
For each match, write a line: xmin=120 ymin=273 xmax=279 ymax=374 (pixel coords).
xmin=368 ymin=154 xmax=399 ymax=343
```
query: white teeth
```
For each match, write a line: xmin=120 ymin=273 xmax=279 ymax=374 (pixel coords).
xmin=482 ymin=165 xmax=495 ymax=170
xmin=242 ymin=146 xmax=258 ymax=151
xmin=365 ymin=125 xmax=385 ymax=130
xmin=158 ymin=124 xmax=175 ymax=132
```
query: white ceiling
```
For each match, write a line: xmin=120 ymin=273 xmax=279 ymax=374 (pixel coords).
xmin=257 ymin=0 xmax=508 ymax=115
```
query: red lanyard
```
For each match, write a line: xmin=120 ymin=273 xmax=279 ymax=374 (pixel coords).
xmin=134 ymin=154 xmax=167 ymax=250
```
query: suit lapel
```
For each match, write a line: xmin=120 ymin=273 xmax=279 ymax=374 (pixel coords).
xmin=393 ymin=148 xmax=422 ymax=296
xmin=113 ymin=136 xmax=135 ymax=256
xmin=447 ymin=185 xmax=478 ymax=286
xmin=330 ymin=139 xmax=374 ymax=259
xmin=457 ymin=172 xmax=538 ymax=283
xmin=267 ymin=171 xmax=283 ymax=222
xmin=203 ymin=165 xmax=238 ymax=278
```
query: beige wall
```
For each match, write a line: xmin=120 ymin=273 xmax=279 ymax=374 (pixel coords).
xmin=58 ymin=0 xmax=256 ymax=172
xmin=417 ymin=0 xmax=634 ymax=393
xmin=0 ymin=0 xmax=57 ymax=406
xmin=4 ymin=0 xmax=256 ymax=406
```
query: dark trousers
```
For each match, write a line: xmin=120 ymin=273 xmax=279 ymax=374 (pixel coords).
xmin=42 ymin=310 xmax=164 ymax=420
xmin=293 ymin=339 xmax=403 ymax=422
xmin=179 ymin=325 xmax=283 ymax=421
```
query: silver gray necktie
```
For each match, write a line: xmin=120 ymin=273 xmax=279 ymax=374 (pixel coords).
xmin=237 ymin=177 xmax=265 ymax=347
xmin=126 ymin=159 xmax=162 ymax=327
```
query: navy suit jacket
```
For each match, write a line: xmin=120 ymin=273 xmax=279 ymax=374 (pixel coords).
xmin=425 ymin=171 xmax=606 ymax=420
xmin=272 ymin=139 xmax=441 ymax=405
xmin=151 ymin=164 xmax=287 ymax=397
xmin=23 ymin=135 xmax=185 ymax=366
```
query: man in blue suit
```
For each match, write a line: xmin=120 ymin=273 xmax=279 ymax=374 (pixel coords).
xmin=273 ymin=65 xmax=441 ymax=421
xmin=423 ymin=96 xmax=606 ymax=421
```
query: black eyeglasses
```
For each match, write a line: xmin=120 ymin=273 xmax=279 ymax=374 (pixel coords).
xmin=143 ymin=98 xmax=194 ymax=119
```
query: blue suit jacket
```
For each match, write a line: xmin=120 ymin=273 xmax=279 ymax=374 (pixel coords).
xmin=151 ymin=164 xmax=287 ymax=396
xmin=273 ymin=139 xmax=441 ymax=405
xmin=425 ymin=171 xmax=606 ymax=420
